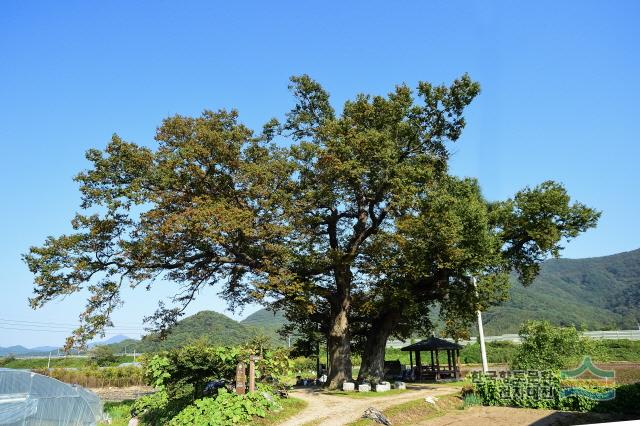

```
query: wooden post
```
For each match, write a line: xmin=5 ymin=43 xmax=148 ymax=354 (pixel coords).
xmin=235 ymin=361 xmax=247 ymax=395
xmin=430 ymin=350 xmax=434 ymax=371
xmin=435 ymin=349 xmax=440 ymax=381
xmin=409 ymin=351 xmax=413 ymax=372
xmin=416 ymin=351 xmax=422 ymax=381
xmin=249 ymin=355 xmax=262 ymax=393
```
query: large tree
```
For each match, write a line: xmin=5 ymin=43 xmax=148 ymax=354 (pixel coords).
xmin=24 ymin=75 xmax=598 ymax=388
xmin=352 ymin=178 xmax=599 ymax=381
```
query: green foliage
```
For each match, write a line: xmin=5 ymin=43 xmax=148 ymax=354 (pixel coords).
xmin=510 ymin=321 xmax=592 ymax=370
xmin=142 ymin=341 xmax=242 ymax=400
xmin=132 ymin=390 xmax=185 ymax=425
xmin=0 ymin=355 xmax=16 ymax=367
xmin=459 ymin=342 xmax=519 ymax=364
xmin=473 ymin=373 xmax=563 ymax=410
xmin=168 ymin=389 xmax=280 ymax=426
xmin=473 ymin=374 xmax=640 ymax=414
xmin=89 ymin=345 xmax=117 ymax=366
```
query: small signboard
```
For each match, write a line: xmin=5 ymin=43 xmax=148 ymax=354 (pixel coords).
xmin=235 ymin=361 xmax=246 ymax=395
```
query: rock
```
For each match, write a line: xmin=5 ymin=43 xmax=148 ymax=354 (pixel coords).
xmin=393 ymin=381 xmax=406 ymax=390
xmin=362 ymin=407 xmax=392 ymax=425
xmin=358 ymin=383 xmax=371 ymax=392
xmin=374 ymin=382 xmax=390 ymax=392
xmin=343 ymin=382 xmax=355 ymax=391
xmin=261 ymin=391 xmax=274 ymax=402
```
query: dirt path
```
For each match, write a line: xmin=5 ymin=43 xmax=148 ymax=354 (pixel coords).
xmin=280 ymin=385 xmax=459 ymax=426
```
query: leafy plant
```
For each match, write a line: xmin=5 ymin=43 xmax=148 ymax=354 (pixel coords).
xmin=167 ymin=389 xmax=280 ymax=425
xmin=463 ymin=393 xmax=483 ymax=408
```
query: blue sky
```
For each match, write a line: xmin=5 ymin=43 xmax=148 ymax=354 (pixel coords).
xmin=1 ymin=0 xmax=638 ymax=347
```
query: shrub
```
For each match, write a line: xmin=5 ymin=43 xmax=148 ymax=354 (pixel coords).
xmin=167 ymin=389 xmax=280 ymax=426
xmin=141 ymin=342 xmax=243 ymax=400
xmin=89 ymin=345 xmax=117 ymax=366
xmin=510 ymin=321 xmax=592 ymax=370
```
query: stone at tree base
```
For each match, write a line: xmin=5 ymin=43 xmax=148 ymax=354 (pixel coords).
xmin=394 ymin=381 xmax=406 ymax=390
xmin=374 ymin=382 xmax=391 ymax=392
xmin=358 ymin=383 xmax=371 ymax=392
xmin=362 ymin=407 xmax=392 ymax=425
xmin=343 ymin=382 xmax=355 ymax=391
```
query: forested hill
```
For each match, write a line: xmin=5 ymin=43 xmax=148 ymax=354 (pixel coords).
xmin=482 ymin=248 xmax=640 ymax=335
xmin=106 ymin=249 xmax=640 ymax=351
xmin=240 ymin=309 xmax=287 ymax=335
xmin=108 ymin=310 xmax=280 ymax=353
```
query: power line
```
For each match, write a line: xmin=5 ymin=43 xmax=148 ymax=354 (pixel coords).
xmin=0 ymin=325 xmax=142 ymax=336
xmin=0 ymin=318 xmax=144 ymax=328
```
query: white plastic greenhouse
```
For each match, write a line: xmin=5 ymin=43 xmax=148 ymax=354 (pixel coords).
xmin=0 ymin=368 xmax=105 ymax=425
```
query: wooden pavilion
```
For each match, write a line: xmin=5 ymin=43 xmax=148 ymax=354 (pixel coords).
xmin=401 ymin=336 xmax=463 ymax=381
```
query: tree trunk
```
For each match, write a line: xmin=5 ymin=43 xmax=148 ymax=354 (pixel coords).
xmin=326 ymin=266 xmax=353 ymax=389
xmin=357 ymin=311 xmax=399 ymax=383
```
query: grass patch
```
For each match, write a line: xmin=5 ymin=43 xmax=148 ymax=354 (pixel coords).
xmin=325 ymin=388 xmax=408 ymax=399
xmin=251 ymin=397 xmax=308 ymax=425
xmin=100 ymin=400 xmax=134 ymax=426
xmin=349 ymin=393 xmax=463 ymax=426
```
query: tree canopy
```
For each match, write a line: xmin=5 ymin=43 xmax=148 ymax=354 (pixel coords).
xmin=24 ymin=74 xmax=599 ymax=387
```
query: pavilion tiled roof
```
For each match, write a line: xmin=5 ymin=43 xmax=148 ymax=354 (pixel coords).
xmin=400 ymin=336 xmax=463 ymax=351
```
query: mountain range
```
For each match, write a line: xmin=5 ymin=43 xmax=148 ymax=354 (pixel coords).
xmin=2 ymin=248 xmax=638 ymax=355
xmin=0 ymin=335 xmax=132 ymax=356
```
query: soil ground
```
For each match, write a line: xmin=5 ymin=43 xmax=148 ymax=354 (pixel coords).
xmin=89 ymin=385 xmax=155 ymax=401
xmin=419 ymin=406 xmax=635 ymax=425
xmin=282 ymin=383 xmax=638 ymax=426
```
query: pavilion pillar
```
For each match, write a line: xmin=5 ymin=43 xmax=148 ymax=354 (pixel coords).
xmin=435 ymin=349 xmax=440 ymax=380
xmin=416 ymin=351 xmax=422 ymax=380
xmin=409 ymin=351 xmax=413 ymax=374
xmin=452 ymin=350 xmax=458 ymax=379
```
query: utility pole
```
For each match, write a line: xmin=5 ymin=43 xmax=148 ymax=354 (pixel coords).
xmin=473 ymin=276 xmax=488 ymax=373
xmin=47 ymin=351 xmax=52 ymax=369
